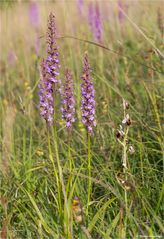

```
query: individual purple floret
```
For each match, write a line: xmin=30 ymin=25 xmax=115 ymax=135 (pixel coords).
xmin=38 ymin=59 xmax=54 ymax=125
xmin=81 ymin=53 xmax=96 ymax=134
xmin=61 ymin=69 xmax=75 ymax=129
xmin=46 ymin=12 xmax=60 ymax=86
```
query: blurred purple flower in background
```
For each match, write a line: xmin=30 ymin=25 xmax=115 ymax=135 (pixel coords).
xmin=28 ymin=1 xmax=40 ymax=55
xmin=88 ymin=2 xmax=94 ymax=34
xmin=77 ymin=0 xmax=84 ymax=16
xmin=88 ymin=2 xmax=102 ymax=43
xmin=81 ymin=53 xmax=96 ymax=134
xmin=7 ymin=50 xmax=17 ymax=66
xmin=94 ymin=2 xmax=102 ymax=43
xmin=38 ymin=13 xmax=60 ymax=125
xmin=29 ymin=1 xmax=40 ymax=29
xmin=118 ymin=0 xmax=125 ymax=23
xmin=29 ymin=1 xmax=40 ymax=28
xmin=61 ymin=69 xmax=75 ymax=129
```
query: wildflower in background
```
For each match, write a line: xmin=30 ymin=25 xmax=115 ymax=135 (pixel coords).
xmin=116 ymin=173 xmax=134 ymax=191
xmin=81 ymin=53 xmax=96 ymax=134
xmin=7 ymin=50 xmax=17 ymax=66
xmin=36 ymin=149 xmax=44 ymax=157
xmin=116 ymin=125 xmax=125 ymax=139
xmin=122 ymin=114 xmax=131 ymax=126
xmin=118 ymin=0 xmax=125 ymax=23
xmin=28 ymin=1 xmax=40 ymax=55
xmin=88 ymin=2 xmax=102 ymax=43
xmin=77 ymin=0 xmax=84 ymax=16
xmin=88 ymin=2 xmax=95 ymax=34
xmin=28 ymin=1 xmax=40 ymax=29
xmin=38 ymin=59 xmax=54 ymax=125
xmin=72 ymin=197 xmax=83 ymax=224
xmin=94 ymin=2 xmax=102 ymax=42
xmin=123 ymin=99 xmax=129 ymax=110
xmin=24 ymin=81 xmax=33 ymax=100
xmin=129 ymin=145 xmax=135 ymax=154
xmin=61 ymin=69 xmax=75 ymax=129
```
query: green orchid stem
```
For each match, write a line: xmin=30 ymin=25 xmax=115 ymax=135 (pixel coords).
xmin=47 ymin=127 xmax=62 ymax=215
xmin=86 ymin=132 xmax=91 ymax=225
xmin=68 ymin=130 xmax=72 ymax=189
xmin=52 ymin=124 xmax=72 ymax=238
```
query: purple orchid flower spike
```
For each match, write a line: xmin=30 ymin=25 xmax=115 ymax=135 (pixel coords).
xmin=81 ymin=53 xmax=96 ymax=135
xmin=38 ymin=59 xmax=54 ymax=125
xmin=38 ymin=13 xmax=60 ymax=125
xmin=46 ymin=13 xmax=60 ymax=86
xmin=61 ymin=69 xmax=75 ymax=129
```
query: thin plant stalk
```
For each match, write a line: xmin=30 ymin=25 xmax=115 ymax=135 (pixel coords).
xmin=52 ymin=79 xmax=72 ymax=237
xmin=65 ymin=131 xmax=73 ymax=237
xmin=86 ymin=133 xmax=91 ymax=224
xmin=68 ymin=130 xmax=73 ymax=190
xmin=67 ymin=131 xmax=74 ymax=237
xmin=47 ymin=127 xmax=61 ymax=213
xmin=52 ymin=125 xmax=72 ymax=238
xmin=123 ymin=126 xmax=129 ymax=237
xmin=66 ymin=131 xmax=75 ymax=196
xmin=121 ymin=106 xmax=129 ymax=237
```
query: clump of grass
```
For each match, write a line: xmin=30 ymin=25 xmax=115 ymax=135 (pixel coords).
xmin=1 ymin=103 xmax=16 ymax=176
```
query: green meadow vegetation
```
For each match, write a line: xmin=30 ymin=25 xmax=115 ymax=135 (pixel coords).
xmin=0 ymin=1 xmax=164 ymax=238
